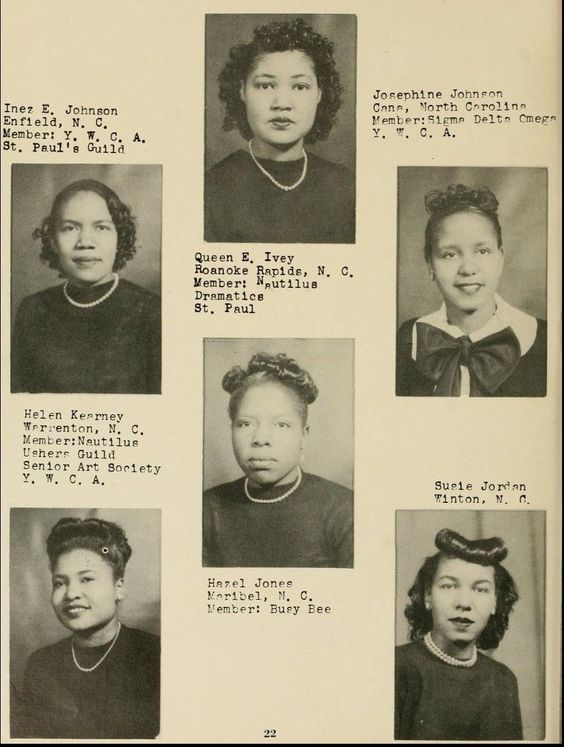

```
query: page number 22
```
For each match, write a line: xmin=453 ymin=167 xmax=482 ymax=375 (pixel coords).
xmin=264 ymin=729 xmax=277 ymax=738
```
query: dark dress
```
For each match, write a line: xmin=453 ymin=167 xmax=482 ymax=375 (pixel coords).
xmin=15 ymin=625 xmax=160 ymax=739
xmin=204 ymin=149 xmax=355 ymax=243
xmin=395 ymin=640 xmax=523 ymax=740
xmin=203 ymin=471 xmax=353 ymax=567
xmin=11 ymin=278 xmax=161 ymax=394
xmin=396 ymin=317 xmax=547 ymax=397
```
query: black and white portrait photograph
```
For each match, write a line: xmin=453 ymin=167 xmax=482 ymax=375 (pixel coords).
xmin=10 ymin=508 xmax=160 ymax=739
xmin=395 ymin=510 xmax=545 ymax=741
xmin=203 ymin=338 xmax=354 ymax=567
xmin=396 ymin=167 xmax=547 ymax=397
xmin=204 ymin=14 xmax=356 ymax=244
xmin=10 ymin=163 xmax=162 ymax=394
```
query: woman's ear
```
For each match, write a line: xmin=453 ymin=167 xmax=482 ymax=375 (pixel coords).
xmin=115 ymin=577 xmax=125 ymax=602
xmin=240 ymin=81 xmax=246 ymax=103
xmin=426 ymin=261 xmax=435 ymax=281
xmin=424 ymin=592 xmax=432 ymax=610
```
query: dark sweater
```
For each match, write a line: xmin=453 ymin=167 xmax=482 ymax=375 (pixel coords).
xmin=11 ymin=278 xmax=161 ymax=394
xmin=395 ymin=640 xmax=523 ymax=740
xmin=204 ymin=149 xmax=355 ymax=243
xmin=16 ymin=625 xmax=160 ymax=739
xmin=396 ymin=317 xmax=547 ymax=396
xmin=203 ymin=472 xmax=353 ymax=567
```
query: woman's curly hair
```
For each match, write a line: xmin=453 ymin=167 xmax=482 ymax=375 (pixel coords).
xmin=404 ymin=528 xmax=519 ymax=650
xmin=33 ymin=179 xmax=137 ymax=274
xmin=223 ymin=352 xmax=318 ymax=425
xmin=424 ymin=184 xmax=503 ymax=263
xmin=218 ymin=18 xmax=343 ymax=143
xmin=47 ymin=517 xmax=132 ymax=580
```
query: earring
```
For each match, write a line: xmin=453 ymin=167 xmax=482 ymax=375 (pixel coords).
xmin=425 ymin=601 xmax=431 ymax=610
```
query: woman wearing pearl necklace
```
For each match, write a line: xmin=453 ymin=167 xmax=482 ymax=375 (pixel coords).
xmin=11 ymin=178 xmax=161 ymax=393
xmin=204 ymin=17 xmax=355 ymax=244
xmin=203 ymin=352 xmax=353 ymax=567
xmin=16 ymin=517 xmax=160 ymax=739
xmin=395 ymin=528 xmax=523 ymax=740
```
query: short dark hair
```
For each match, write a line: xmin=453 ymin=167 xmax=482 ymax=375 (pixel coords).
xmin=404 ymin=528 xmax=519 ymax=650
xmin=222 ymin=352 xmax=318 ymax=426
xmin=33 ymin=179 xmax=137 ymax=274
xmin=47 ymin=517 xmax=132 ymax=580
xmin=218 ymin=18 xmax=343 ymax=143
xmin=423 ymin=184 xmax=503 ymax=263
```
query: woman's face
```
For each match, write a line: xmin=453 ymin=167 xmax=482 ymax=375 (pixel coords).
xmin=231 ymin=381 xmax=308 ymax=488
xmin=240 ymin=50 xmax=321 ymax=154
xmin=51 ymin=548 xmax=124 ymax=634
xmin=54 ymin=190 xmax=118 ymax=286
xmin=428 ymin=211 xmax=504 ymax=321
xmin=426 ymin=556 xmax=496 ymax=655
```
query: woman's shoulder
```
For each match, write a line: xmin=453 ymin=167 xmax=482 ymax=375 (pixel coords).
xmin=307 ymin=152 xmax=354 ymax=183
xmin=16 ymin=284 xmax=64 ymax=313
xmin=25 ymin=636 xmax=71 ymax=671
xmin=118 ymin=278 xmax=160 ymax=302
xmin=395 ymin=639 xmax=426 ymax=666
xmin=476 ymin=651 xmax=518 ymax=682
xmin=206 ymin=150 xmax=250 ymax=179
xmin=302 ymin=472 xmax=352 ymax=501
xmin=204 ymin=477 xmax=246 ymax=503
xmin=120 ymin=624 xmax=160 ymax=653
xmin=397 ymin=318 xmax=418 ymax=342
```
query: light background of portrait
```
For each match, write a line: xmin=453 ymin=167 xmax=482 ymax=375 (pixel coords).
xmin=395 ymin=510 xmax=545 ymax=740
xmin=397 ymin=167 xmax=547 ymax=327
xmin=203 ymin=338 xmax=353 ymax=490
xmin=10 ymin=163 xmax=162 ymax=318
xmin=9 ymin=508 xmax=160 ymax=695
xmin=205 ymin=14 xmax=356 ymax=172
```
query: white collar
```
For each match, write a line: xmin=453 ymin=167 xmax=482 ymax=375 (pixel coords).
xmin=412 ymin=295 xmax=537 ymax=360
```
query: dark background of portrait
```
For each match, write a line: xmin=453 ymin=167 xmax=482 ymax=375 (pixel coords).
xmin=10 ymin=508 xmax=160 ymax=696
xmin=203 ymin=338 xmax=354 ymax=491
xmin=395 ymin=510 xmax=545 ymax=740
xmin=10 ymin=163 xmax=162 ymax=320
xmin=205 ymin=14 xmax=356 ymax=172
xmin=397 ymin=167 xmax=547 ymax=327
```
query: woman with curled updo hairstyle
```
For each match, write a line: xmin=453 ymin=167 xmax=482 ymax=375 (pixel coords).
xmin=17 ymin=516 xmax=160 ymax=739
xmin=396 ymin=181 xmax=547 ymax=397
xmin=11 ymin=177 xmax=161 ymax=394
xmin=395 ymin=528 xmax=523 ymax=741
xmin=203 ymin=352 xmax=353 ymax=568
xmin=205 ymin=16 xmax=355 ymax=243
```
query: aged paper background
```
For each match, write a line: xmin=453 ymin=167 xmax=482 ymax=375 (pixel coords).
xmin=1 ymin=0 xmax=561 ymax=742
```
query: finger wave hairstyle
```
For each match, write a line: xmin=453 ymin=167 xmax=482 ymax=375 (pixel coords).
xmin=222 ymin=352 xmax=318 ymax=425
xmin=33 ymin=179 xmax=137 ymax=274
xmin=218 ymin=18 xmax=344 ymax=143
xmin=47 ymin=517 xmax=132 ymax=580
xmin=424 ymin=183 xmax=503 ymax=263
xmin=404 ymin=528 xmax=519 ymax=650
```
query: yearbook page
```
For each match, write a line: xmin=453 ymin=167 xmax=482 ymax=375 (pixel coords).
xmin=1 ymin=0 xmax=561 ymax=742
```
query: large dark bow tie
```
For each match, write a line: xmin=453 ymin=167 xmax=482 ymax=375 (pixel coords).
xmin=415 ymin=322 xmax=521 ymax=396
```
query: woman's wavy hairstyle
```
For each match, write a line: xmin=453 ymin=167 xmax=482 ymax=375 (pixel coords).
xmin=33 ymin=179 xmax=137 ymax=274
xmin=47 ymin=517 xmax=132 ymax=580
xmin=222 ymin=352 xmax=318 ymax=425
xmin=218 ymin=18 xmax=343 ymax=143
xmin=423 ymin=184 xmax=503 ymax=263
xmin=404 ymin=528 xmax=519 ymax=650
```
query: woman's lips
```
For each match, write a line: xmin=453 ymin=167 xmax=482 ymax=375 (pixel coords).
xmin=248 ymin=458 xmax=277 ymax=470
xmin=64 ymin=605 xmax=90 ymax=617
xmin=449 ymin=616 xmax=474 ymax=628
xmin=73 ymin=258 xmax=101 ymax=266
xmin=269 ymin=118 xmax=294 ymax=129
xmin=455 ymin=283 xmax=483 ymax=295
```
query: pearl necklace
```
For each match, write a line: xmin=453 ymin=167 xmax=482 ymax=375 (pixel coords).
xmin=424 ymin=632 xmax=477 ymax=668
xmin=63 ymin=273 xmax=119 ymax=308
xmin=248 ymin=140 xmax=308 ymax=192
xmin=71 ymin=621 xmax=122 ymax=672
xmin=245 ymin=466 xmax=302 ymax=504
